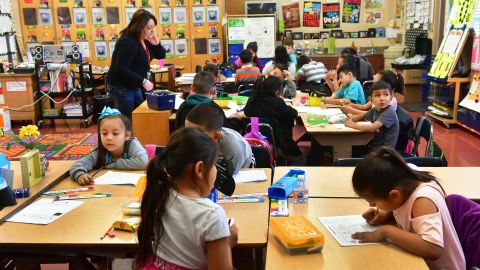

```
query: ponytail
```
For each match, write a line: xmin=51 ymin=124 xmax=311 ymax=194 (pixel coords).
xmin=378 ymin=70 xmax=405 ymax=95
xmin=352 ymin=147 xmax=442 ymax=199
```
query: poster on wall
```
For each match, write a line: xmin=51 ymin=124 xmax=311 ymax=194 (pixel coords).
xmin=159 ymin=7 xmax=172 ymax=24
xmin=174 ymin=7 xmax=187 ymax=24
xmin=365 ymin=11 xmax=382 ymax=24
xmin=246 ymin=1 xmax=277 ymax=15
xmin=342 ymin=0 xmax=360 ymax=23
xmin=322 ymin=3 xmax=340 ymax=28
xmin=208 ymin=39 xmax=221 ymax=54
xmin=282 ymin=2 xmax=301 ymax=28
xmin=175 ymin=39 xmax=188 ymax=56
xmin=206 ymin=6 xmax=219 ymax=23
xmin=365 ymin=0 xmax=385 ymax=10
xmin=303 ymin=2 xmax=321 ymax=27
xmin=94 ymin=41 xmax=107 ymax=59
xmin=459 ymin=74 xmax=480 ymax=113
xmin=162 ymin=39 xmax=174 ymax=56
xmin=76 ymin=41 xmax=90 ymax=58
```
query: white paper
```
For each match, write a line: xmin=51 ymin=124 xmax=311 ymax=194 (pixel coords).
xmin=94 ymin=171 xmax=145 ymax=186
xmin=318 ymin=215 xmax=379 ymax=246
xmin=233 ymin=170 xmax=267 ymax=183
xmin=7 ymin=198 xmax=83 ymax=225
xmin=175 ymin=96 xmax=185 ymax=110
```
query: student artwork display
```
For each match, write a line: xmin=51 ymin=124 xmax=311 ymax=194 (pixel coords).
xmin=365 ymin=11 xmax=382 ymax=24
xmin=92 ymin=7 xmax=105 ymax=25
xmin=322 ymin=3 xmax=340 ymax=28
xmin=109 ymin=41 xmax=116 ymax=57
xmin=365 ymin=0 xmax=384 ymax=9
xmin=406 ymin=0 xmax=431 ymax=29
xmin=57 ymin=7 xmax=72 ymax=25
xmin=282 ymin=2 xmax=300 ymax=28
xmin=376 ymin=27 xmax=385 ymax=38
xmin=159 ymin=7 xmax=172 ymax=24
xmin=23 ymin=8 xmax=38 ymax=25
xmin=303 ymin=2 xmax=321 ymax=27
xmin=174 ymin=6 xmax=187 ymax=24
xmin=106 ymin=7 xmax=120 ymax=24
xmin=208 ymin=38 xmax=220 ymax=54
xmin=342 ymin=0 xmax=360 ymax=23
xmin=175 ymin=39 xmax=188 ymax=56
xmin=162 ymin=39 xmax=174 ymax=56
xmin=39 ymin=8 xmax=53 ymax=25
xmin=192 ymin=6 xmax=205 ymax=23
xmin=76 ymin=41 xmax=90 ymax=58
xmin=94 ymin=41 xmax=107 ymax=58
xmin=125 ymin=7 xmax=137 ymax=24
xmin=292 ymin=32 xmax=303 ymax=40
xmin=73 ymin=8 xmax=87 ymax=25
xmin=331 ymin=30 xmax=342 ymax=38
xmin=206 ymin=6 xmax=219 ymax=23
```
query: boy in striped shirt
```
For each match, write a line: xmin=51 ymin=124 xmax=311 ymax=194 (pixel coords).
xmin=235 ymin=50 xmax=262 ymax=84
xmin=295 ymin=55 xmax=328 ymax=83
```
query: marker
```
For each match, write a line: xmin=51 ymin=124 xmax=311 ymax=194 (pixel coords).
xmin=340 ymin=107 xmax=351 ymax=119
xmin=55 ymin=193 xmax=112 ymax=201
xmin=91 ymin=166 xmax=104 ymax=177
xmin=100 ymin=226 xmax=115 ymax=240
xmin=43 ymin=187 xmax=94 ymax=196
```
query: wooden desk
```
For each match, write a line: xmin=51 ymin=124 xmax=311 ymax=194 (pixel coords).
xmin=299 ymin=114 xmax=374 ymax=159
xmin=265 ymin=198 xmax=427 ymax=270
xmin=0 ymin=168 xmax=271 ymax=253
xmin=274 ymin=167 xmax=480 ymax=200
xmin=132 ymin=101 xmax=172 ymax=146
xmin=1 ymin=73 xmax=37 ymax=123
xmin=0 ymin=161 xmax=74 ymax=223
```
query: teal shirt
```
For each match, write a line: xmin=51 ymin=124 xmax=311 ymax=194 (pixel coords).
xmin=289 ymin=53 xmax=297 ymax=65
xmin=335 ymin=80 xmax=366 ymax=104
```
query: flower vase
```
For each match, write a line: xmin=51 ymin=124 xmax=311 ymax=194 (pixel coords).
xmin=19 ymin=149 xmax=43 ymax=188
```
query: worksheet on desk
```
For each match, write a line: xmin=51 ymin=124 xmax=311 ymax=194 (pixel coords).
xmin=94 ymin=171 xmax=145 ymax=186
xmin=318 ymin=215 xmax=380 ymax=246
xmin=7 ymin=198 xmax=83 ymax=225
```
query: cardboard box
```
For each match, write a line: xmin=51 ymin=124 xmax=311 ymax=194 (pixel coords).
xmin=403 ymin=69 xmax=427 ymax=84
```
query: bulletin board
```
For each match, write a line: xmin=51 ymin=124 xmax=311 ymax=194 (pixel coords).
xmin=227 ymin=15 xmax=276 ymax=59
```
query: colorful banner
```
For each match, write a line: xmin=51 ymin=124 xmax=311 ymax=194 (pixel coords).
xmin=303 ymin=2 xmax=321 ymax=27
xmin=282 ymin=2 xmax=301 ymax=28
xmin=342 ymin=0 xmax=360 ymax=23
xmin=322 ymin=3 xmax=340 ymax=28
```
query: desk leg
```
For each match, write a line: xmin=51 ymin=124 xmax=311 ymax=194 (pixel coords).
xmin=332 ymin=145 xmax=352 ymax=160
xmin=254 ymin=247 xmax=264 ymax=270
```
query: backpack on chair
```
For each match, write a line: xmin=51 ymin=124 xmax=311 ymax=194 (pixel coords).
xmin=243 ymin=117 xmax=275 ymax=166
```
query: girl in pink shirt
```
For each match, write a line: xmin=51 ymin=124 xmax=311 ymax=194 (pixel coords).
xmin=351 ymin=147 xmax=465 ymax=270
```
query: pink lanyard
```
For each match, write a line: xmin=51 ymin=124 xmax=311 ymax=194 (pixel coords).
xmin=139 ymin=38 xmax=150 ymax=63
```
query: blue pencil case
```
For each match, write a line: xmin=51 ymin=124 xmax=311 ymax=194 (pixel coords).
xmin=268 ymin=169 xmax=305 ymax=199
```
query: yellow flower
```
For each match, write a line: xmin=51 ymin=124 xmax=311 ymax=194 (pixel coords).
xmin=19 ymin=125 xmax=40 ymax=140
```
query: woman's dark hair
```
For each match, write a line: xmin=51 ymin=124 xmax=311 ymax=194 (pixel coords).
xmin=378 ymin=70 xmax=405 ymax=95
xmin=247 ymin=75 xmax=283 ymax=105
xmin=96 ymin=114 xmax=133 ymax=169
xmin=352 ymin=147 xmax=443 ymax=200
xmin=135 ymin=128 xmax=218 ymax=269
xmin=120 ymin=9 xmax=157 ymax=37
xmin=272 ymin=46 xmax=291 ymax=66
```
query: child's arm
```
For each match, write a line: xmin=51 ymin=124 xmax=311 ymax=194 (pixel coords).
xmin=350 ymin=101 xmax=372 ymax=111
xmin=341 ymin=105 xmax=367 ymax=116
xmin=109 ymin=138 xmax=149 ymax=170
xmin=345 ymin=119 xmax=382 ymax=132
xmin=69 ymin=150 xmax=98 ymax=185
xmin=207 ymin=237 xmax=234 ymax=270
xmin=323 ymin=96 xmax=350 ymax=105
xmin=353 ymin=197 xmax=443 ymax=260
xmin=283 ymin=78 xmax=297 ymax=98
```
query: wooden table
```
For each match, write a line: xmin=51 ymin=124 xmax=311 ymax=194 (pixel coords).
xmin=299 ymin=113 xmax=374 ymax=159
xmin=274 ymin=167 xmax=480 ymax=200
xmin=0 ymin=161 xmax=74 ymax=223
xmin=265 ymin=198 xmax=427 ymax=270
xmin=0 ymin=168 xmax=271 ymax=254
xmin=132 ymin=101 xmax=172 ymax=146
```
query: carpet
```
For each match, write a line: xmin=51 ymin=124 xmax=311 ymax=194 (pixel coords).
xmin=400 ymin=102 xmax=431 ymax=112
xmin=0 ymin=133 xmax=97 ymax=160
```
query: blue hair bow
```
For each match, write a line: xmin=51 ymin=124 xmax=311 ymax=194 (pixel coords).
xmin=99 ymin=106 xmax=121 ymax=119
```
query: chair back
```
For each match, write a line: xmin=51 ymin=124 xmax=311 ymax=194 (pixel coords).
xmin=411 ymin=116 xmax=433 ymax=156
xmin=332 ymin=158 xmax=362 ymax=166
xmin=362 ymin=80 xmax=374 ymax=98
xmin=243 ymin=118 xmax=278 ymax=160
xmin=195 ymin=65 xmax=202 ymax=73
xmin=167 ymin=65 xmax=177 ymax=91
xmin=446 ymin=194 xmax=480 ymax=268
xmin=395 ymin=106 xmax=415 ymax=153
xmin=145 ymin=145 xmax=165 ymax=160
xmin=251 ymin=145 xmax=275 ymax=169
xmin=403 ymin=156 xmax=446 ymax=167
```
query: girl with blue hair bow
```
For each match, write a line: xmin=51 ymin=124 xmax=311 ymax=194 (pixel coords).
xmin=69 ymin=107 xmax=148 ymax=185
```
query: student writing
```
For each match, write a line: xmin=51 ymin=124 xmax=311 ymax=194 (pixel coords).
xmin=324 ymin=64 xmax=366 ymax=105
xmin=135 ymin=128 xmax=238 ymax=270
xmin=69 ymin=107 xmax=148 ymax=185
xmin=351 ymin=147 xmax=465 ymax=270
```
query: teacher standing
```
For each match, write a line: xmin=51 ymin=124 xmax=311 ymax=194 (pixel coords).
xmin=107 ymin=9 xmax=166 ymax=118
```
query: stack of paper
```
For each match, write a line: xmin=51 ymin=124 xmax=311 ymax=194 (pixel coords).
xmin=94 ymin=171 xmax=145 ymax=186
xmin=63 ymin=103 xmax=88 ymax=116
xmin=7 ymin=198 xmax=83 ymax=225
xmin=175 ymin=73 xmax=196 ymax=84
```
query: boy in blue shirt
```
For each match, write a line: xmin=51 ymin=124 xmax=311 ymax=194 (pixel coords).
xmin=324 ymin=64 xmax=366 ymax=105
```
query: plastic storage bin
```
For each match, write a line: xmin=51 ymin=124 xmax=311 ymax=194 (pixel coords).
xmin=145 ymin=90 xmax=176 ymax=111
xmin=268 ymin=169 xmax=305 ymax=199
xmin=271 ymin=216 xmax=324 ymax=254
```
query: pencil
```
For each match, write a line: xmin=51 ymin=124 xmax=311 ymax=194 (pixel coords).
xmin=340 ymin=107 xmax=351 ymax=119
xmin=100 ymin=225 xmax=114 ymax=240
xmin=91 ymin=166 xmax=104 ymax=177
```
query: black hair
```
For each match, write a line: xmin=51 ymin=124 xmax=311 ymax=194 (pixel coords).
xmin=283 ymin=39 xmax=294 ymax=47
xmin=203 ymin=63 xmax=219 ymax=77
xmin=186 ymin=103 xmax=224 ymax=131
xmin=378 ymin=70 xmax=405 ymax=95
xmin=193 ymin=71 xmax=215 ymax=94
xmin=352 ymin=147 xmax=442 ymax=200
xmin=120 ymin=9 xmax=157 ymax=37
xmin=339 ymin=54 xmax=360 ymax=78
xmin=341 ymin=47 xmax=357 ymax=56
xmin=135 ymin=128 xmax=218 ymax=269
xmin=96 ymin=113 xmax=133 ymax=169
xmin=248 ymin=75 xmax=283 ymax=105
xmin=337 ymin=64 xmax=357 ymax=78
xmin=246 ymin=42 xmax=258 ymax=53
xmin=297 ymin=55 xmax=311 ymax=69
xmin=370 ymin=81 xmax=393 ymax=95
xmin=272 ymin=46 xmax=291 ymax=67
xmin=239 ymin=49 xmax=253 ymax=64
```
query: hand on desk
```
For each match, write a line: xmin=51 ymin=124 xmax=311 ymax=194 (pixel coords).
xmin=78 ymin=173 xmax=94 ymax=186
xmin=344 ymin=118 xmax=354 ymax=128
xmin=362 ymin=208 xmax=393 ymax=225
xmin=352 ymin=226 xmax=389 ymax=243
xmin=229 ymin=223 xmax=238 ymax=248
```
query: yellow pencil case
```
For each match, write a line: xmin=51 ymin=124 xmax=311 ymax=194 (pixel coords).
xmin=270 ymin=216 xmax=324 ymax=254
xmin=112 ymin=217 xmax=141 ymax=232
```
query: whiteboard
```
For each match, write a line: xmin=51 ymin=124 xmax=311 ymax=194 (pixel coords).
xmin=227 ymin=16 xmax=275 ymax=58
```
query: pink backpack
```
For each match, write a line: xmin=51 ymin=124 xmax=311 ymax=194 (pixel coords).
xmin=243 ymin=117 xmax=274 ymax=165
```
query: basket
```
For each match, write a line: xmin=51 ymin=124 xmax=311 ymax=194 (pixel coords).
xmin=145 ymin=90 xmax=176 ymax=111
xmin=308 ymin=96 xmax=323 ymax=107
xmin=232 ymin=96 xmax=249 ymax=105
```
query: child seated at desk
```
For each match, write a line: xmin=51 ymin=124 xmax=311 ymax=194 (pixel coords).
xmin=324 ymin=64 xmax=366 ymax=106
xmin=235 ymin=49 xmax=262 ymax=84
xmin=135 ymin=128 xmax=238 ymax=270
xmin=185 ymin=103 xmax=253 ymax=174
xmin=69 ymin=107 xmax=148 ymax=185
xmin=351 ymin=147 xmax=465 ymax=270
xmin=345 ymin=81 xmax=399 ymax=157
xmin=269 ymin=63 xmax=297 ymax=98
